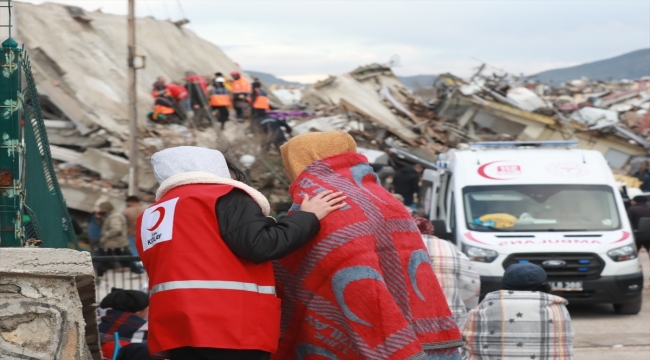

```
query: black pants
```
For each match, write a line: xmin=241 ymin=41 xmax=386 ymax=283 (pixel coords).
xmin=169 ymin=347 xmax=270 ymax=360
xmin=252 ymin=108 xmax=267 ymax=121
xmin=234 ymin=104 xmax=246 ymax=119
xmin=212 ymin=106 xmax=229 ymax=129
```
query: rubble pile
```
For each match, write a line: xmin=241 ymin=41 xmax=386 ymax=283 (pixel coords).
xmin=287 ymin=64 xmax=649 ymax=180
xmin=428 ymin=72 xmax=650 ymax=172
xmin=298 ymin=64 xmax=455 ymax=159
xmin=13 ymin=2 xmax=650 ymax=215
xmin=12 ymin=1 xmax=265 ymax=211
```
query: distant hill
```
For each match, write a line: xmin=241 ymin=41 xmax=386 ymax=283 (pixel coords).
xmin=246 ymin=70 xmax=306 ymax=87
xmin=529 ymin=49 xmax=650 ymax=84
xmin=398 ymin=75 xmax=437 ymax=89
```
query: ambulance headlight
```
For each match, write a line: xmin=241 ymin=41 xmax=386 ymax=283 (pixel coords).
xmin=463 ymin=245 xmax=498 ymax=263
xmin=607 ymin=245 xmax=637 ymax=262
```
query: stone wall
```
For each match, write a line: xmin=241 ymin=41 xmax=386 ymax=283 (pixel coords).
xmin=0 ymin=248 xmax=100 ymax=360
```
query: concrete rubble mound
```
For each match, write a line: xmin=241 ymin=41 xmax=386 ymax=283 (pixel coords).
xmin=12 ymin=1 xmax=262 ymax=210
xmin=291 ymin=65 xmax=649 ymax=186
xmin=11 ymin=2 xmax=650 ymax=213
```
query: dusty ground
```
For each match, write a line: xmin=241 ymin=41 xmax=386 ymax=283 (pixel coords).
xmin=572 ymin=249 xmax=650 ymax=360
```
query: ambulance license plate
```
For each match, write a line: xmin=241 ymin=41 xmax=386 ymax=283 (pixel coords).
xmin=551 ymin=281 xmax=583 ymax=291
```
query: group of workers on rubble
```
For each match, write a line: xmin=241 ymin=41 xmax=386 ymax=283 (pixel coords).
xmin=148 ymin=71 xmax=272 ymax=132
xmin=96 ymin=132 xmax=577 ymax=360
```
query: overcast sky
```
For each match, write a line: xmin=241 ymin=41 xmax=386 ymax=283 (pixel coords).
xmin=15 ymin=0 xmax=650 ymax=83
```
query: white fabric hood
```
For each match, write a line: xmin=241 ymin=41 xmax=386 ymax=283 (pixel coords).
xmin=152 ymin=146 xmax=230 ymax=184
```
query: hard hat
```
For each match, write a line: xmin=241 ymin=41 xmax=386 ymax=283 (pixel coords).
xmin=230 ymin=70 xmax=241 ymax=76
xmin=216 ymin=77 xmax=226 ymax=83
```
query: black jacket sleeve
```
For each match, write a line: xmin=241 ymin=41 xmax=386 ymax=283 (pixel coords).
xmin=216 ymin=189 xmax=320 ymax=264
xmin=411 ymin=172 xmax=420 ymax=194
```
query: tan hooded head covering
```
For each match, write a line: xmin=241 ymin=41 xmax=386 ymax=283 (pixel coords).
xmin=280 ymin=131 xmax=357 ymax=181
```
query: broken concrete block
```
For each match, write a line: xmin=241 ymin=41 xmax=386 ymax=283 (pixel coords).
xmin=80 ymin=148 xmax=130 ymax=182
xmin=0 ymin=248 xmax=100 ymax=360
xmin=50 ymin=144 xmax=82 ymax=164
xmin=60 ymin=184 xmax=125 ymax=213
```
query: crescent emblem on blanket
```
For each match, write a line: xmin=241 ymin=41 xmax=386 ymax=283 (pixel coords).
xmin=332 ymin=266 xmax=384 ymax=327
xmin=296 ymin=343 xmax=341 ymax=360
xmin=408 ymin=249 xmax=431 ymax=302
xmin=350 ymin=164 xmax=384 ymax=203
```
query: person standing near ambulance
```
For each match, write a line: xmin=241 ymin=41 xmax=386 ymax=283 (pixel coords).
xmin=136 ymin=146 xmax=346 ymax=360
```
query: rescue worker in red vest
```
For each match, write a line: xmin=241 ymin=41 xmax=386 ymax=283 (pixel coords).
xmin=136 ymin=146 xmax=347 ymax=360
xmin=185 ymin=71 xmax=210 ymax=128
xmin=209 ymin=77 xmax=232 ymax=130
xmin=164 ymin=83 xmax=190 ymax=112
xmin=230 ymin=70 xmax=251 ymax=119
xmin=251 ymin=81 xmax=271 ymax=120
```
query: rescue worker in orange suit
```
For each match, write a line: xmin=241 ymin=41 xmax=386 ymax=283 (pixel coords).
xmin=230 ymin=70 xmax=251 ymax=119
xmin=136 ymin=146 xmax=347 ymax=360
xmin=209 ymin=77 xmax=232 ymax=130
xmin=251 ymin=81 xmax=271 ymax=120
xmin=148 ymin=91 xmax=179 ymax=124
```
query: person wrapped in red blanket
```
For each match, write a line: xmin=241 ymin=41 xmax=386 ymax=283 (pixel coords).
xmin=274 ymin=131 xmax=463 ymax=360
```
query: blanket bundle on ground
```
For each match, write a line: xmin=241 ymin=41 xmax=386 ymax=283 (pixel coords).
xmin=273 ymin=153 xmax=463 ymax=360
xmin=461 ymin=291 xmax=574 ymax=360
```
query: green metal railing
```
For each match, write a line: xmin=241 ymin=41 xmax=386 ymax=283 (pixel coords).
xmin=0 ymin=36 xmax=24 ymax=247
xmin=0 ymin=0 xmax=78 ymax=248
xmin=22 ymin=46 xmax=79 ymax=249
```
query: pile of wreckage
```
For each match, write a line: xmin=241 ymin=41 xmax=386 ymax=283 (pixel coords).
xmin=14 ymin=2 xmax=650 ymax=219
xmin=281 ymin=64 xmax=650 ymax=177
xmin=12 ymin=1 xmax=272 ymax=213
xmin=428 ymin=72 xmax=650 ymax=173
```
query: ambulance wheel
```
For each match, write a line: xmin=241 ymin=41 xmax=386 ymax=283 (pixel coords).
xmin=613 ymin=299 xmax=642 ymax=315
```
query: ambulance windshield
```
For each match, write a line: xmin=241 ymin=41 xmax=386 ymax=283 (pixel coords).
xmin=463 ymin=184 xmax=621 ymax=232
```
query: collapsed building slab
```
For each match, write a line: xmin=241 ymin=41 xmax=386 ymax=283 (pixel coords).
xmin=13 ymin=1 xmax=255 ymax=131
xmin=0 ymin=248 xmax=99 ymax=360
xmin=302 ymin=65 xmax=421 ymax=144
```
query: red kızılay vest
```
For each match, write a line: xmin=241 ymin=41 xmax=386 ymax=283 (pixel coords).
xmin=136 ymin=183 xmax=281 ymax=358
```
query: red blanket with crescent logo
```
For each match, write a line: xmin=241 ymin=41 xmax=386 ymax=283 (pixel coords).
xmin=272 ymin=153 xmax=463 ymax=360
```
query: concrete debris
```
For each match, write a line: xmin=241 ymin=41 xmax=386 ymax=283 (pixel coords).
xmin=569 ymin=107 xmax=619 ymax=129
xmin=50 ymin=145 xmax=83 ymax=164
xmin=430 ymin=70 xmax=650 ymax=174
xmin=9 ymin=1 xmax=268 ymax=214
xmin=0 ymin=248 xmax=99 ymax=360
xmin=506 ymin=87 xmax=548 ymax=112
xmin=272 ymin=88 xmax=303 ymax=106
xmin=303 ymin=66 xmax=421 ymax=144
xmin=291 ymin=115 xmax=354 ymax=135
xmin=13 ymin=1 xmax=650 ymax=216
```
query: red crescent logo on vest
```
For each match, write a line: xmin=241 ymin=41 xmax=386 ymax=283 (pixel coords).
xmin=148 ymin=207 xmax=166 ymax=231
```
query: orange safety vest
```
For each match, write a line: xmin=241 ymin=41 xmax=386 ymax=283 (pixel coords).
xmin=153 ymin=104 xmax=175 ymax=115
xmin=253 ymin=94 xmax=270 ymax=110
xmin=209 ymin=94 xmax=232 ymax=107
xmin=231 ymin=77 xmax=251 ymax=94
xmin=136 ymin=183 xmax=281 ymax=358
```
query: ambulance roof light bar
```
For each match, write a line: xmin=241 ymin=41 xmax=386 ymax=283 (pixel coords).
xmin=468 ymin=141 xmax=578 ymax=149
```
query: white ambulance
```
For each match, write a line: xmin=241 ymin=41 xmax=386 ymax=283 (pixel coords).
xmin=419 ymin=141 xmax=643 ymax=314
